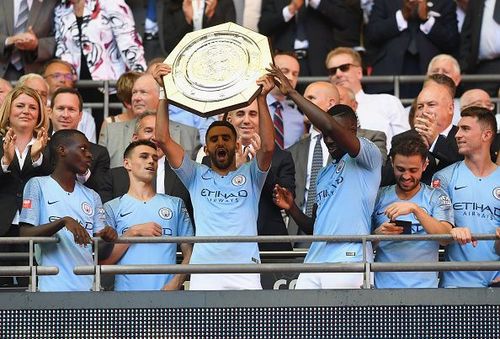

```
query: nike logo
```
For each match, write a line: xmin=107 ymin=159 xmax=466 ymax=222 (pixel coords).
xmin=48 ymin=200 xmax=59 ymax=205
xmin=119 ymin=211 xmax=133 ymax=217
xmin=376 ymin=211 xmax=385 ymax=215
xmin=454 ymin=185 xmax=467 ymax=190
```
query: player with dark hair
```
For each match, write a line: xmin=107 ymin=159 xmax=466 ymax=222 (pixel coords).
xmin=372 ymin=132 xmax=453 ymax=288
xmin=269 ymin=63 xmax=382 ymax=289
xmin=433 ymin=107 xmax=500 ymax=287
xmin=101 ymin=139 xmax=193 ymax=291
xmin=19 ymin=129 xmax=117 ymax=291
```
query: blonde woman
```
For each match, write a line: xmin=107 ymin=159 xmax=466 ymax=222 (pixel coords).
xmin=0 ymin=86 xmax=48 ymax=288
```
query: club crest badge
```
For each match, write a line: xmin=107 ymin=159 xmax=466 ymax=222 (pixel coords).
xmin=232 ymin=174 xmax=246 ymax=186
xmin=81 ymin=202 xmax=93 ymax=216
xmin=159 ymin=208 xmax=173 ymax=220
xmin=493 ymin=187 xmax=500 ymax=201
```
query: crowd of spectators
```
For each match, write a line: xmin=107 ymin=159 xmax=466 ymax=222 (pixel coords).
xmin=0 ymin=0 xmax=498 ymax=291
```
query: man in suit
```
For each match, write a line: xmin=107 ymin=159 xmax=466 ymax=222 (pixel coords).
xmin=459 ymin=0 xmax=500 ymax=96
xmin=100 ymin=112 xmax=193 ymax=220
xmin=99 ymin=73 xmax=200 ymax=168
xmin=48 ymin=87 xmax=110 ymax=201
xmin=258 ymin=0 xmax=349 ymax=76
xmin=0 ymin=0 xmax=58 ymax=80
xmin=382 ymin=74 xmax=462 ymax=186
xmin=226 ymin=99 xmax=296 ymax=251
xmin=365 ymin=0 xmax=459 ymax=97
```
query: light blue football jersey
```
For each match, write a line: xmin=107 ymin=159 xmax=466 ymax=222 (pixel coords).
xmin=305 ymin=137 xmax=382 ymax=264
xmin=433 ymin=162 xmax=500 ymax=287
xmin=104 ymin=194 xmax=193 ymax=291
xmin=19 ymin=176 xmax=105 ymax=292
xmin=173 ymin=155 xmax=267 ymax=264
xmin=372 ymin=184 xmax=454 ymax=288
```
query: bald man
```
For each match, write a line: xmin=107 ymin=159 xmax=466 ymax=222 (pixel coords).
xmin=337 ymin=85 xmax=387 ymax=163
xmin=99 ymin=74 xmax=200 ymax=168
xmin=426 ymin=54 xmax=462 ymax=125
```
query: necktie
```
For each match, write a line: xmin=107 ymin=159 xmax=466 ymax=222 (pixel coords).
xmin=11 ymin=0 xmax=29 ymax=71
xmin=272 ymin=101 xmax=285 ymax=149
xmin=494 ymin=0 xmax=500 ymax=24
xmin=305 ymin=135 xmax=323 ymax=217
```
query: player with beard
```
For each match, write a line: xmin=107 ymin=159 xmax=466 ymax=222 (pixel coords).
xmin=19 ymin=129 xmax=117 ymax=291
xmin=371 ymin=132 xmax=453 ymax=288
xmin=153 ymin=64 xmax=275 ymax=290
xmin=432 ymin=107 xmax=500 ymax=287
xmin=269 ymin=63 xmax=382 ymax=289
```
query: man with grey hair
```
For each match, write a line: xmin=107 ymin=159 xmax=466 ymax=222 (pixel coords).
xmin=16 ymin=73 xmax=49 ymax=107
xmin=426 ymin=54 xmax=462 ymax=124
xmin=99 ymin=73 xmax=200 ymax=168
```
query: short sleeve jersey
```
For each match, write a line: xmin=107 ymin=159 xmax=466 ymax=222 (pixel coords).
xmin=104 ymin=194 xmax=193 ymax=291
xmin=372 ymin=184 xmax=454 ymax=288
xmin=433 ymin=162 xmax=500 ymax=287
xmin=173 ymin=155 xmax=268 ymax=264
xmin=305 ymin=137 xmax=382 ymax=264
xmin=19 ymin=176 xmax=106 ymax=292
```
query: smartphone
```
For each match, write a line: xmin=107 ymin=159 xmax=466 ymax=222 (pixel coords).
xmin=394 ymin=220 xmax=412 ymax=234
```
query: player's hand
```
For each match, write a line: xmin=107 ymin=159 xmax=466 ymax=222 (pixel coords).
xmin=161 ymin=279 xmax=182 ymax=291
xmin=374 ymin=221 xmax=403 ymax=235
xmin=451 ymin=227 xmax=477 ymax=247
xmin=64 ymin=217 xmax=92 ymax=245
xmin=95 ymin=226 xmax=118 ymax=242
xmin=30 ymin=127 xmax=48 ymax=162
xmin=273 ymin=184 xmax=293 ymax=210
xmin=496 ymin=227 xmax=500 ymax=239
xmin=384 ymin=201 xmax=417 ymax=220
xmin=129 ymin=222 xmax=163 ymax=237
xmin=14 ymin=26 xmax=38 ymax=51
xmin=205 ymin=0 xmax=218 ymax=19
xmin=414 ymin=111 xmax=438 ymax=149
xmin=2 ymin=128 xmax=17 ymax=167
xmin=256 ymin=74 xmax=275 ymax=98
xmin=266 ymin=63 xmax=294 ymax=96
xmin=149 ymin=63 xmax=172 ymax=89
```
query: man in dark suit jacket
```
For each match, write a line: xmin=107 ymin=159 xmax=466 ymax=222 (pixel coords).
xmin=258 ymin=0 xmax=349 ymax=76
xmin=366 ymin=0 xmax=459 ymax=95
xmin=100 ymin=112 xmax=194 ymax=220
xmin=459 ymin=0 xmax=500 ymax=96
xmin=48 ymin=88 xmax=110 ymax=200
xmin=381 ymin=74 xmax=463 ymax=186
xmin=0 ymin=0 xmax=58 ymax=80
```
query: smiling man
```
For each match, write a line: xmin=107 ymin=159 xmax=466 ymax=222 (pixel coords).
xmin=372 ymin=133 xmax=453 ymax=288
xmin=432 ymin=107 xmax=500 ymax=287
xmin=19 ymin=129 xmax=117 ymax=291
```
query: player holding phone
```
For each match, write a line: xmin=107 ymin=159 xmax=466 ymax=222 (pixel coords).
xmin=372 ymin=132 xmax=454 ymax=288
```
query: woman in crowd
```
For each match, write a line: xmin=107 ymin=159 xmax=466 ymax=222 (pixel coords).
xmin=0 ymin=86 xmax=48 ymax=287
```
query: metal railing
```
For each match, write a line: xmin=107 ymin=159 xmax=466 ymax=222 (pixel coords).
xmin=2 ymin=234 xmax=498 ymax=291
xmin=23 ymin=74 xmax=498 ymax=118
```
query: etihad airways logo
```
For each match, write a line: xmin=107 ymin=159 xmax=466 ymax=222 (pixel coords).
xmin=453 ymin=202 xmax=500 ymax=220
xmin=201 ymin=189 xmax=248 ymax=203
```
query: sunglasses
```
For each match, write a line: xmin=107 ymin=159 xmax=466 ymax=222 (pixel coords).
xmin=328 ymin=63 xmax=358 ymax=76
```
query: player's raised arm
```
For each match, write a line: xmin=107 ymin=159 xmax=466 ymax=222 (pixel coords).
xmin=255 ymin=74 xmax=275 ymax=171
xmin=267 ymin=64 xmax=360 ymax=157
xmin=150 ymin=63 xmax=185 ymax=169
